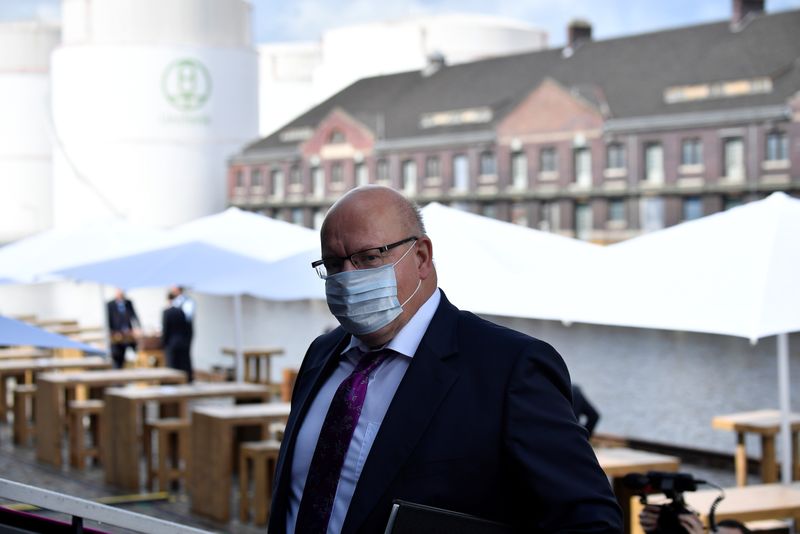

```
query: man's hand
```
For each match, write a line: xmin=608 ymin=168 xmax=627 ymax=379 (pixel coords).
xmin=678 ymin=513 xmax=704 ymax=534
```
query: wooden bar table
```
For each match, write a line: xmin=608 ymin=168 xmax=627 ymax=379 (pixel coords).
xmin=0 ymin=356 xmax=110 ymax=423
xmin=221 ymin=347 xmax=284 ymax=385
xmin=103 ymin=382 xmax=272 ymax=490
xmin=594 ymin=447 xmax=680 ymax=534
xmin=190 ymin=402 xmax=290 ymax=522
xmin=712 ymin=409 xmax=800 ymax=486
xmin=35 ymin=368 xmax=186 ymax=467
xmin=630 ymin=483 xmax=800 ymax=534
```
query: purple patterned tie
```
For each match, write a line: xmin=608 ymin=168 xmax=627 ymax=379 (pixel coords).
xmin=295 ymin=348 xmax=390 ymax=534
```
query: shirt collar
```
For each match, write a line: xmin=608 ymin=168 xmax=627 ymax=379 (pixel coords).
xmin=343 ymin=288 xmax=441 ymax=359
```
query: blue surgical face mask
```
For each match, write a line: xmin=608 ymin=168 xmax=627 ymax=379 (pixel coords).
xmin=325 ymin=242 xmax=421 ymax=335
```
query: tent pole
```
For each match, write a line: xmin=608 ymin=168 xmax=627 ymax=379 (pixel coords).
xmin=233 ymin=294 xmax=244 ymax=382
xmin=777 ymin=332 xmax=791 ymax=484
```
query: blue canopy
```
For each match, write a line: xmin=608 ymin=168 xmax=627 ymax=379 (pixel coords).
xmin=0 ymin=316 xmax=104 ymax=353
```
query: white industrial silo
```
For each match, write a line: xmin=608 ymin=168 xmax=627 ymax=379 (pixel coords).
xmin=51 ymin=0 xmax=258 ymax=229
xmin=0 ymin=21 xmax=60 ymax=243
xmin=259 ymin=13 xmax=547 ymax=135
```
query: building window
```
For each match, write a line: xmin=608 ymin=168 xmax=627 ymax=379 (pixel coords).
xmin=355 ymin=162 xmax=368 ymax=186
xmin=640 ymin=197 xmax=665 ymax=232
xmin=312 ymin=209 xmax=325 ymax=230
xmin=575 ymin=202 xmax=592 ymax=241
xmin=540 ymin=147 xmax=557 ymax=173
xmin=328 ymin=130 xmax=345 ymax=144
xmin=479 ymin=151 xmax=496 ymax=176
xmin=291 ymin=208 xmax=304 ymax=226
xmin=510 ymin=202 xmax=528 ymax=226
xmin=376 ymin=159 xmax=390 ymax=184
xmin=312 ymin=166 xmax=324 ymax=198
xmin=606 ymin=143 xmax=626 ymax=169
xmin=723 ymin=196 xmax=743 ymax=210
xmin=270 ymin=169 xmax=284 ymax=197
xmin=682 ymin=196 xmax=703 ymax=221
xmin=681 ymin=138 xmax=703 ymax=166
xmin=643 ymin=143 xmax=664 ymax=184
xmin=766 ymin=131 xmax=788 ymax=161
xmin=608 ymin=198 xmax=625 ymax=223
xmin=425 ymin=156 xmax=440 ymax=178
xmin=235 ymin=169 xmax=245 ymax=188
xmin=250 ymin=168 xmax=263 ymax=189
xmin=539 ymin=201 xmax=560 ymax=232
xmin=452 ymin=154 xmax=469 ymax=192
xmin=723 ymin=137 xmax=745 ymax=182
xmin=481 ymin=203 xmax=496 ymax=219
xmin=573 ymin=147 xmax=591 ymax=186
xmin=331 ymin=162 xmax=344 ymax=184
xmin=402 ymin=159 xmax=417 ymax=195
xmin=511 ymin=152 xmax=527 ymax=189
xmin=289 ymin=165 xmax=301 ymax=185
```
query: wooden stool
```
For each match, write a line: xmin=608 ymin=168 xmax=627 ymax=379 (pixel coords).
xmin=13 ymin=384 xmax=37 ymax=446
xmin=67 ymin=399 xmax=104 ymax=469
xmin=239 ymin=439 xmax=281 ymax=525
xmin=143 ymin=418 xmax=189 ymax=492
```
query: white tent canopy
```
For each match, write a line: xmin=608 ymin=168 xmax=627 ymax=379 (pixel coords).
xmin=572 ymin=192 xmax=800 ymax=341
xmin=165 ymin=206 xmax=319 ymax=262
xmin=0 ymin=219 xmax=167 ymax=284
xmin=422 ymin=202 xmax=602 ymax=322
xmin=573 ymin=192 xmax=800 ymax=484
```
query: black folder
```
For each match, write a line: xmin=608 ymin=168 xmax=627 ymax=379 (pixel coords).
xmin=383 ymin=500 xmax=515 ymax=534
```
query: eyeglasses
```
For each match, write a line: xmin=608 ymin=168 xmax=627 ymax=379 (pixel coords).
xmin=312 ymin=236 xmax=418 ymax=279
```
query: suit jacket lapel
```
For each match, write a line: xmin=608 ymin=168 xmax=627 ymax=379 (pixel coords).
xmin=342 ymin=295 xmax=461 ymax=534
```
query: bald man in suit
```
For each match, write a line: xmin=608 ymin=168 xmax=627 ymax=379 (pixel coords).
xmin=269 ymin=186 xmax=621 ymax=533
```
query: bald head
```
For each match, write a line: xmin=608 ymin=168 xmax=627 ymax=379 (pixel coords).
xmin=320 ymin=185 xmax=437 ymax=347
xmin=322 ymin=185 xmax=425 ymax=239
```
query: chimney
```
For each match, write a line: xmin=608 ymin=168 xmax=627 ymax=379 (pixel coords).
xmin=732 ymin=0 xmax=765 ymax=27
xmin=422 ymin=51 xmax=446 ymax=77
xmin=567 ymin=19 xmax=592 ymax=48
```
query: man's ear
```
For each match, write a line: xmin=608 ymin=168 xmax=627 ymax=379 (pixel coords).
xmin=416 ymin=236 xmax=434 ymax=279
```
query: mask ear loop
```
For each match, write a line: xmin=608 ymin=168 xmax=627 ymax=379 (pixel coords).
xmin=401 ymin=279 xmax=422 ymax=308
xmin=394 ymin=240 xmax=422 ymax=308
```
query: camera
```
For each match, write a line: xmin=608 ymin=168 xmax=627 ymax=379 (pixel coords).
xmin=623 ymin=471 xmax=703 ymax=534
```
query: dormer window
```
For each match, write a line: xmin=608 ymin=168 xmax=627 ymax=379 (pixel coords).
xmin=328 ymin=130 xmax=346 ymax=144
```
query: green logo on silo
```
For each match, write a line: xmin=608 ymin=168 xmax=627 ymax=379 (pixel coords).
xmin=162 ymin=58 xmax=212 ymax=111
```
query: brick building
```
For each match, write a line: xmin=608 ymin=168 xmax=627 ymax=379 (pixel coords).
xmin=228 ymin=0 xmax=800 ymax=242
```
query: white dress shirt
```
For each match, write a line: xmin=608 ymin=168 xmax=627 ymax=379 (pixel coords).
xmin=287 ymin=289 xmax=441 ymax=534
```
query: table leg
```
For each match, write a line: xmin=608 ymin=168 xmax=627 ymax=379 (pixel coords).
xmin=35 ymin=382 xmax=63 ymax=466
xmin=735 ymin=432 xmax=748 ymax=486
xmin=0 ymin=375 xmax=8 ymax=424
xmin=612 ymin=477 xmax=634 ymax=534
xmin=792 ymin=431 xmax=799 ymax=481
xmin=191 ymin=413 xmax=233 ymax=521
xmin=760 ymin=435 xmax=777 ymax=483
xmin=105 ymin=396 xmax=141 ymax=490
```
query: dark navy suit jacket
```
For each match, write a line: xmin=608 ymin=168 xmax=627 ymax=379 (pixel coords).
xmin=269 ymin=291 xmax=622 ymax=533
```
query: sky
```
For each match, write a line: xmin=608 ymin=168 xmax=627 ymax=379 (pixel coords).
xmin=1 ymin=0 xmax=799 ymax=46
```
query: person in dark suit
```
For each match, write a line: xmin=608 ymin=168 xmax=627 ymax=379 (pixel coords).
xmin=106 ymin=288 xmax=140 ymax=369
xmin=572 ymin=384 xmax=601 ymax=438
xmin=269 ymin=186 xmax=621 ymax=534
xmin=162 ymin=291 xmax=193 ymax=382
